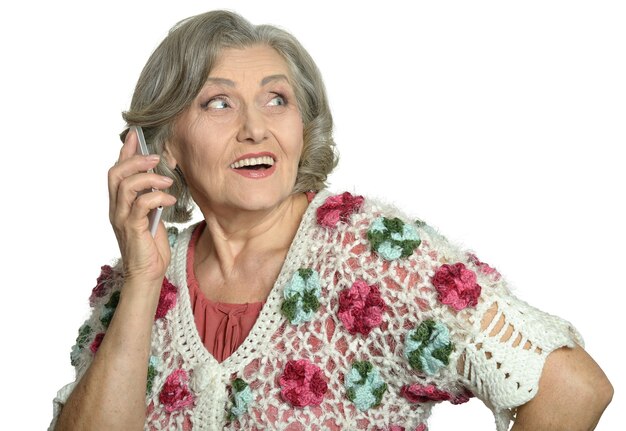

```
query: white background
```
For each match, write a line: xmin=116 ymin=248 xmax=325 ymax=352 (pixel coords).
xmin=1 ymin=1 xmax=623 ymax=429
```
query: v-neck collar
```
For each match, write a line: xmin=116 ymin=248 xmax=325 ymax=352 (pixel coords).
xmin=166 ymin=190 xmax=330 ymax=375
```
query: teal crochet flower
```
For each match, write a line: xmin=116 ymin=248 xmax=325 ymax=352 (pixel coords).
xmin=228 ymin=378 xmax=253 ymax=421
xmin=367 ymin=217 xmax=421 ymax=260
xmin=167 ymin=226 xmax=179 ymax=248
xmin=404 ymin=320 xmax=454 ymax=376
xmin=146 ymin=356 xmax=159 ymax=395
xmin=281 ymin=268 xmax=322 ymax=324
xmin=70 ymin=322 xmax=92 ymax=366
xmin=345 ymin=361 xmax=388 ymax=411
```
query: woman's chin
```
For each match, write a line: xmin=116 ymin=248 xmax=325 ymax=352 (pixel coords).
xmin=222 ymin=190 xmax=293 ymax=214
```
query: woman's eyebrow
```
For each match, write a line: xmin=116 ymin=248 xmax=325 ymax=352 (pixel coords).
xmin=204 ymin=74 xmax=290 ymax=87
xmin=260 ymin=74 xmax=290 ymax=86
xmin=205 ymin=77 xmax=236 ymax=87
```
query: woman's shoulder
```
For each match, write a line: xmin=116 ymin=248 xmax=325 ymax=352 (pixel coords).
xmin=313 ymin=189 xmax=510 ymax=316
xmin=313 ymin=189 xmax=462 ymax=259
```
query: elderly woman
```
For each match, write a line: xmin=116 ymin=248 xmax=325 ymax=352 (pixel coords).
xmin=50 ymin=10 xmax=611 ymax=431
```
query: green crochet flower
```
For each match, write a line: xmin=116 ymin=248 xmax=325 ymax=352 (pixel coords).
xmin=368 ymin=217 xmax=421 ymax=260
xmin=345 ymin=361 xmax=388 ymax=411
xmin=70 ymin=322 xmax=92 ymax=366
xmin=281 ymin=268 xmax=322 ymax=324
xmin=146 ymin=356 xmax=159 ymax=395
xmin=404 ymin=320 xmax=454 ymax=376
xmin=100 ymin=290 xmax=121 ymax=328
xmin=228 ymin=378 xmax=253 ymax=421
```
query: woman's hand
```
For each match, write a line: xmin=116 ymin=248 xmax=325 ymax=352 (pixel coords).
xmin=108 ymin=129 xmax=177 ymax=284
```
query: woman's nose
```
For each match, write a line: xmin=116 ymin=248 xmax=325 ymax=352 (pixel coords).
xmin=236 ymin=105 xmax=269 ymax=144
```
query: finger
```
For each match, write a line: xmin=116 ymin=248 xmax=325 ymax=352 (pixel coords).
xmin=108 ymin=155 xmax=161 ymax=219
xmin=112 ymin=173 xmax=173 ymax=226
xmin=110 ymin=128 xmax=140 ymax=218
xmin=125 ymin=190 xmax=177 ymax=234
xmin=118 ymin=128 xmax=139 ymax=163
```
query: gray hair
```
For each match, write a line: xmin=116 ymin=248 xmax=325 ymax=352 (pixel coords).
xmin=121 ymin=10 xmax=338 ymax=222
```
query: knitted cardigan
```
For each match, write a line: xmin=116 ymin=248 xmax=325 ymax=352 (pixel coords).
xmin=50 ymin=190 xmax=582 ymax=431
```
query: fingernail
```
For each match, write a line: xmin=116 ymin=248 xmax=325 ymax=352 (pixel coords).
xmin=147 ymin=155 xmax=160 ymax=162
xmin=161 ymin=176 xmax=174 ymax=184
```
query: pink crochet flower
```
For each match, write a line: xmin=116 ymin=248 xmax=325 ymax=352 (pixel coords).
xmin=432 ymin=263 xmax=481 ymax=310
xmin=383 ymin=425 xmax=427 ymax=431
xmin=279 ymin=359 xmax=328 ymax=407
xmin=89 ymin=332 xmax=105 ymax=354
xmin=159 ymin=369 xmax=195 ymax=412
xmin=89 ymin=265 xmax=114 ymax=306
xmin=401 ymin=383 xmax=449 ymax=403
xmin=155 ymin=277 xmax=178 ymax=320
xmin=316 ymin=192 xmax=364 ymax=228
xmin=338 ymin=279 xmax=386 ymax=336
xmin=449 ymin=389 xmax=473 ymax=405
xmin=467 ymin=253 xmax=502 ymax=281
xmin=401 ymin=382 xmax=473 ymax=405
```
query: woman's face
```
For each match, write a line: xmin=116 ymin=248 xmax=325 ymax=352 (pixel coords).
xmin=166 ymin=45 xmax=304 ymax=215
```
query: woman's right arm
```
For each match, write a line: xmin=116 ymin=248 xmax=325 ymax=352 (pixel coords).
xmin=53 ymin=130 xmax=176 ymax=431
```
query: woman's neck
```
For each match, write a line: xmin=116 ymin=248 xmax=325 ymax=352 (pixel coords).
xmin=194 ymin=193 xmax=309 ymax=278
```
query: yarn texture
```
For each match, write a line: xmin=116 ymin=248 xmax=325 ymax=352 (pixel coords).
xmin=50 ymin=190 xmax=582 ymax=431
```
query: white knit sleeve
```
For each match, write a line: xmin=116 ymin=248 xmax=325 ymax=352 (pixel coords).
xmin=430 ymin=233 xmax=584 ymax=430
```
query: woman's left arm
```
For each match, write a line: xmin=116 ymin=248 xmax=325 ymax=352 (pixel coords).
xmin=511 ymin=344 xmax=613 ymax=431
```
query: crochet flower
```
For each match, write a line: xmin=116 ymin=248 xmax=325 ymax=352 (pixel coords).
xmin=228 ymin=378 xmax=254 ymax=421
xmin=146 ymin=356 xmax=159 ymax=395
xmin=345 ymin=361 xmax=388 ymax=411
xmin=316 ymin=192 xmax=364 ymax=228
xmin=449 ymin=389 xmax=473 ymax=405
xmin=89 ymin=265 xmax=114 ymax=306
xmin=190 ymin=363 xmax=224 ymax=393
xmin=467 ymin=253 xmax=502 ymax=281
xmin=432 ymin=263 xmax=481 ymax=311
xmin=281 ymin=269 xmax=322 ymax=324
xmin=404 ymin=320 xmax=454 ymax=376
xmin=400 ymin=383 xmax=472 ymax=405
xmin=338 ymin=279 xmax=386 ymax=336
xmin=100 ymin=290 xmax=121 ymax=328
xmin=155 ymin=277 xmax=178 ymax=320
xmin=400 ymin=383 xmax=450 ymax=403
xmin=89 ymin=332 xmax=105 ymax=354
xmin=383 ymin=426 xmax=427 ymax=431
xmin=279 ymin=359 xmax=328 ymax=407
xmin=367 ymin=217 xmax=421 ymax=260
xmin=70 ymin=322 xmax=93 ymax=366
xmin=159 ymin=369 xmax=195 ymax=412
xmin=167 ymin=226 xmax=180 ymax=248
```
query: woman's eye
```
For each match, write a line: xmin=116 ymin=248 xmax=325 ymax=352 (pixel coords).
xmin=267 ymin=94 xmax=286 ymax=107
xmin=203 ymin=97 xmax=230 ymax=110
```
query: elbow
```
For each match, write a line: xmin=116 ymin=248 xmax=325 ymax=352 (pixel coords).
xmin=570 ymin=372 xmax=613 ymax=431
xmin=560 ymin=348 xmax=613 ymax=430
xmin=589 ymin=372 xmax=613 ymax=417
xmin=513 ymin=345 xmax=612 ymax=431
xmin=557 ymin=346 xmax=613 ymax=429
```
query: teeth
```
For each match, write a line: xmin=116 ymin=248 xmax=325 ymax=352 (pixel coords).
xmin=230 ymin=156 xmax=275 ymax=169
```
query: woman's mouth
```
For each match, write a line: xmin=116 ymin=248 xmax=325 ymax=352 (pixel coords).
xmin=229 ymin=153 xmax=277 ymax=178
xmin=229 ymin=155 xmax=275 ymax=170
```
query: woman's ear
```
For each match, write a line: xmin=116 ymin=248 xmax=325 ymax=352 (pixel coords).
xmin=161 ymin=141 xmax=178 ymax=170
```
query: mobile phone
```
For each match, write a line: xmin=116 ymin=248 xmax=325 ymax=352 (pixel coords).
xmin=131 ymin=125 xmax=163 ymax=237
